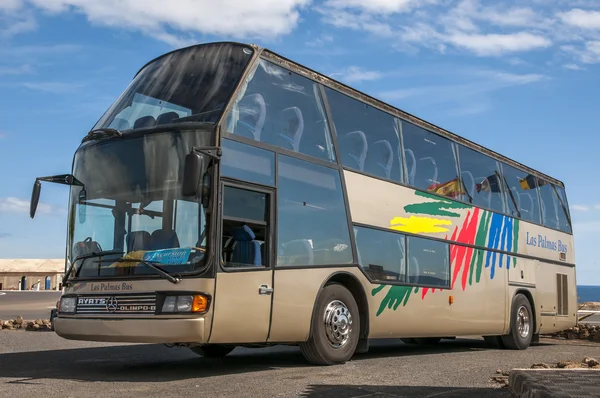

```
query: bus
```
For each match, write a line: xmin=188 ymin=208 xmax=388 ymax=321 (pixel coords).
xmin=30 ymin=41 xmax=576 ymax=365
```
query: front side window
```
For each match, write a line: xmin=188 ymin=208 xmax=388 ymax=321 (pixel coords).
xmin=225 ymin=59 xmax=336 ymax=162
xmin=221 ymin=138 xmax=275 ymax=187
xmin=457 ymin=145 xmax=506 ymax=213
xmin=401 ymin=121 xmax=460 ymax=198
xmin=67 ymin=131 xmax=211 ymax=279
xmin=324 ymin=87 xmax=403 ymax=182
xmin=501 ymin=164 xmax=541 ymax=224
xmin=277 ymin=155 xmax=353 ymax=266
xmin=94 ymin=43 xmax=254 ymax=132
xmin=221 ymin=186 xmax=269 ymax=268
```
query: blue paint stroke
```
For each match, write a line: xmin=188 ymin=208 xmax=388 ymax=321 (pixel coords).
xmin=504 ymin=218 xmax=513 ymax=270
xmin=485 ymin=213 xmax=504 ymax=279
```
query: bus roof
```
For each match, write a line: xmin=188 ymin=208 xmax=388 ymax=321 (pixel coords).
xmin=134 ymin=41 xmax=565 ymax=188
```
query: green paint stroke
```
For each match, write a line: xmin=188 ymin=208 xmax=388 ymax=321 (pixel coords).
xmin=372 ymin=285 xmax=416 ymax=316
xmin=404 ymin=192 xmax=472 ymax=218
xmin=469 ymin=210 xmax=492 ymax=285
xmin=512 ymin=219 xmax=520 ymax=267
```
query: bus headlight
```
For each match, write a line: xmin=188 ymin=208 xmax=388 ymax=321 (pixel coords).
xmin=161 ymin=295 xmax=209 ymax=313
xmin=59 ymin=297 xmax=77 ymax=313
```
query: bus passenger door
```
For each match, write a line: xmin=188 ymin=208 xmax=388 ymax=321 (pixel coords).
xmin=208 ymin=182 xmax=274 ymax=344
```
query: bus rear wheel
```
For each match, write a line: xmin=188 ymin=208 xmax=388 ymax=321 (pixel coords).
xmin=189 ymin=344 xmax=235 ymax=358
xmin=501 ymin=293 xmax=533 ymax=350
xmin=299 ymin=283 xmax=360 ymax=365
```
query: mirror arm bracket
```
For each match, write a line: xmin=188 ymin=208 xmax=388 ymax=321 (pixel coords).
xmin=191 ymin=146 xmax=222 ymax=162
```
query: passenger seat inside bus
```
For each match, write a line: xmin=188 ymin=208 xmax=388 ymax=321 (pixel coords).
xmin=150 ymin=229 xmax=180 ymax=250
xmin=281 ymin=239 xmax=313 ymax=266
xmin=277 ymin=106 xmax=304 ymax=152
xmin=338 ymin=131 xmax=368 ymax=171
xmin=156 ymin=111 xmax=180 ymax=125
xmin=127 ymin=231 xmax=152 ymax=252
xmin=133 ymin=115 xmax=156 ymax=129
xmin=230 ymin=225 xmax=262 ymax=266
xmin=365 ymin=140 xmax=393 ymax=179
xmin=234 ymin=93 xmax=266 ymax=141
xmin=404 ymin=149 xmax=416 ymax=186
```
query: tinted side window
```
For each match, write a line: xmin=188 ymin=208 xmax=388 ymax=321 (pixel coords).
xmin=538 ymin=179 xmax=561 ymax=230
xmin=354 ymin=226 xmax=406 ymax=282
xmin=553 ymin=185 xmax=572 ymax=233
xmin=401 ymin=121 xmax=460 ymax=198
xmin=501 ymin=164 xmax=541 ymax=224
xmin=406 ymin=236 xmax=450 ymax=288
xmin=457 ymin=145 xmax=505 ymax=213
xmin=324 ymin=87 xmax=403 ymax=182
xmin=225 ymin=59 xmax=336 ymax=162
xmin=277 ymin=155 xmax=353 ymax=266
xmin=221 ymin=138 xmax=275 ymax=186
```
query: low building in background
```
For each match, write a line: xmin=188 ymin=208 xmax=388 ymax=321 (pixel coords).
xmin=0 ymin=259 xmax=64 ymax=291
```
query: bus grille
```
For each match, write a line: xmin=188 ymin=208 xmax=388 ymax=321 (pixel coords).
xmin=75 ymin=293 xmax=156 ymax=315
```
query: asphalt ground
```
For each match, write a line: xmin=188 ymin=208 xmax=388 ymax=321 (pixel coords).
xmin=1 ymin=331 xmax=600 ymax=398
xmin=0 ymin=291 xmax=60 ymax=320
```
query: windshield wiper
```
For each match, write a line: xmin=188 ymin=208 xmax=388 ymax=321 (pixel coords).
xmin=115 ymin=257 xmax=181 ymax=284
xmin=63 ymin=250 xmax=125 ymax=285
xmin=82 ymin=128 xmax=123 ymax=143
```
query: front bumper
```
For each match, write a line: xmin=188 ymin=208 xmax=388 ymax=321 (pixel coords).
xmin=54 ymin=317 xmax=206 ymax=343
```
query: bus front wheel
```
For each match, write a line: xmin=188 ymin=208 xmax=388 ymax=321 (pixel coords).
xmin=299 ymin=283 xmax=360 ymax=365
xmin=189 ymin=344 xmax=235 ymax=358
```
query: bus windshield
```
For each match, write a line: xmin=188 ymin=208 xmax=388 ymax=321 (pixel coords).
xmin=66 ymin=131 xmax=212 ymax=280
xmin=92 ymin=42 xmax=254 ymax=132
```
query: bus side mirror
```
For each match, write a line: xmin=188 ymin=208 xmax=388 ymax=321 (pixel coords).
xmin=182 ymin=152 xmax=203 ymax=197
xmin=30 ymin=180 xmax=41 ymax=219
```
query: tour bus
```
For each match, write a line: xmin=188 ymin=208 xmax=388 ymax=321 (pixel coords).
xmin=30 ymin=41 xmax=576 ymax=365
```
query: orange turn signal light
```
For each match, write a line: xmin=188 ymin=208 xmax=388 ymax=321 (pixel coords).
xmin=449 ymin=295 xmax=454 ymax=305
xmin=192 ymin=295 xmax=209 ymax=312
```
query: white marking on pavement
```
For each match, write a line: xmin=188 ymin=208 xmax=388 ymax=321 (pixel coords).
xmin=0 ymin=292 xmax=5 ymax=295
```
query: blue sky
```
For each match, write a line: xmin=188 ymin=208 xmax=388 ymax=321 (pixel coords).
xmin=1 ymin=0 xmax=599 ymax=284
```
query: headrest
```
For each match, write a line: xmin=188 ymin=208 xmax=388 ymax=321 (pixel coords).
xmin=127 ymin=231 xmax=151 ymax=251
xmin=133 ymin=115 xmax=156 ymax=129
xmin=150 ymin=229 xmax=180 ymax=249
xmin=156 ymin=112 xmax=179 ymax=125
xmin=111 ymin=117 xmax=131 ymax=131
xmin=372 ymin=140 xmax=393 ymax=163
xmin=239 ymin=94 xmax=266 ymax=124
xmin=230 ymin=225 xmax=256 ymax=242
xmin=280 ymin=107 xmax=304 ymax=133
xmin=341 ymin=131 xmax=368 ymax=155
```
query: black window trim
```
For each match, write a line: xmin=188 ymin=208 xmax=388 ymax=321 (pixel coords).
xmin=218 ymin=179 xmax=275 ymax=274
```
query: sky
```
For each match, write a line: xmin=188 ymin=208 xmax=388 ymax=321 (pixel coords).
xmin=0 ymin=0 xmax=599 ymax=284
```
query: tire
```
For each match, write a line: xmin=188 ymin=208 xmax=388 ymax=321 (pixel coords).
xmin=189 ymin=344 xmax=235 ymax=358
xmin=501 ymin=294 xmax=533 ymax=350
xmin=299 ymin=283 xmax=360 ymax=365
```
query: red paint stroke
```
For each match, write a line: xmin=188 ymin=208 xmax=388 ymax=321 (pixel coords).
xmin=421 ymin=208 xmax=482 ymax=300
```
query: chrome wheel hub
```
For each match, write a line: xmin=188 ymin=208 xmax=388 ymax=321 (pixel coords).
xmin=517 ymin=305 xmax=530 ymax=338
xmin=323 ymin=300 xmax=352 ymax=348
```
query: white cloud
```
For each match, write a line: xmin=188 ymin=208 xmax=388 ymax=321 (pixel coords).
xmin=324 ymin=0 xmax=425 ymax=14
xmin=447 ymin=32 xmax=552 ymax=56
xmin=377 ymin=69 xmax=545 ymax=113
xmin=27 ymin=0 xmax=311 ymax=46
xmin=0 ymin=64 xmax=33 ymax=75
xmin=559 ymin=8 xmax=600 ymax=29
xmin=329 ymin=66 xmax=383 ymax=83
xmin=0 ymin=0 xmax=24 ymax=12
xmin=571 ymin=205 xmax=591 ymax=211
xmin=563 ymin=63 xmax=586 ymax=70
xmin=0 ymin=197 xmax=52 ymax=215
xmin=0 ymin=5 xmax=37 ymax=39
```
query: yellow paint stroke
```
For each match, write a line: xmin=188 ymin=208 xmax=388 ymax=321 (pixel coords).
xmin=390 ymin=215 xmax=452 ymax=234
